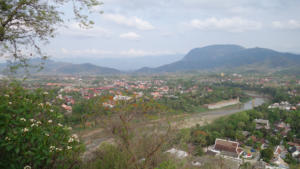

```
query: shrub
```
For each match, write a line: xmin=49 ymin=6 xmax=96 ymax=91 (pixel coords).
xmin=0 ymin=83 xmax=83 ymax=169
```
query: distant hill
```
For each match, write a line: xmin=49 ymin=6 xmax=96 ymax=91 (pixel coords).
xmin=2 ymin=45 xmax=300 ymax=75
xmin=0 ymin=59 xmax=121 ymax=75
xmin=136 ymin=45 xmax=300 ymax=73
xmin=54 ymin=54 xmax=183 ymax=71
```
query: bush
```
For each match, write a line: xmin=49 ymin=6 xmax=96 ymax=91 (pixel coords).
xmin=260 ymin=148 xmax=274 ymax=163
xmin=85 ymin=143 xmax=129 ymax=169
xmin=194 ymin=146 xmax=204 ymax=156
xmin=0 ymin=83 xmax=83 ymax=169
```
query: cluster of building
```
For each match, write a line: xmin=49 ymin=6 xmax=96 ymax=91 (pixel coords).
xmin=268 ymin=101 xmax=297 ymax=111
xmin=205 ymin=118 xmax=300 ymax=169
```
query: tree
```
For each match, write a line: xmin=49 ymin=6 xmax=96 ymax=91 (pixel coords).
xmin=0 ymin=0 xmax=101 ymax=69
xmin=194 ymin=145 xmax=204 ymax=156
xmin=0 ymin=83 xmax=83 ymax=168
xmin=85 ymin=143 xmax=129 ymax=169
xmin=99 ymin=101 xmax=174 ymax=169
xmin=260 ymin=148 xmax=274 ymax=163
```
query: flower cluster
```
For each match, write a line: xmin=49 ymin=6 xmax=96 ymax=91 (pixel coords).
xmin=49 ymin=146 xmax=55 ymax=152
xmin=49 ymin=146 xmax=63 ymax=152
xmin=68 ymin=134 xmax=79 ymax=143
xmin=30 ymin=120 xmax=42 ymax=127
xmin=22 ymin=128 xmax=29 ymax=133
xmin=24 ymin=165 xmax=31 ymax=169
xmin=20 ymin=118 xmax=26 ymax=122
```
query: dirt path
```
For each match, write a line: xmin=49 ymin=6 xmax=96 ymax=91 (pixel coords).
xmin=77 ymin=127 xmax=112 ymax=160
xmin=80 ymin=128 xmax=104 ymax=139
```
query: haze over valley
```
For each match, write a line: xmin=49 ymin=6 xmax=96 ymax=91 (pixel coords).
xmin=1 ymin=0 xmax=300 ymax=169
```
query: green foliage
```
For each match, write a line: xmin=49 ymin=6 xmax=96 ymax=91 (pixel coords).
xmin=85 ymin=143 xmax=129 ymax=169
xmin=193 ymin=146 xmax=204 ymax=156
xmin=284 ymin=153 xmax=297 ymax=165
xmin=159 ymin=85 xmax=248 ymax=113
xmin=70 ymin=95 xmax=113 ymax=124
xmin=155 ymin=160 xmax=177 ymax=169
xmin=240 ymin=162 xmax=252 ymax=169
xmin=1 ymin=0 xmax=101 ymax=70
xmin=260 ymin=148 xmax=274 ymax=163
xmin=0 ymin=83 xmax=83 ymax=169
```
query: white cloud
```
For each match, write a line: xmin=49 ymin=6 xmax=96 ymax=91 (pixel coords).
xmin=103 ymin=13 xmax=155 ymax=30
xmin=272 ymin=20 xmax=300 ymax=30
xmin=120 ymin=32 xmax=141 ymax=40
xmin=59 ymin=23 xmax=112 ymax=38
xmin=188 ymin=17 xmax=262 ymax=32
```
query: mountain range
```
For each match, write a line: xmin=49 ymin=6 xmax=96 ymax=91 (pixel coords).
xmin=0 ymin=59 xmax=121 ymax=75
xmin=54 ymin=54 xmax=183 ymax=71
xmin=1 ymin=44 xmax=300 ymax=75
xmin=136 ymin=44 xmax=300 ymax=73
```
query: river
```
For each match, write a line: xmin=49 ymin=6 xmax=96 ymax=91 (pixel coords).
xmin=175 ymin=95 xmax=268 ymax=129
xmin=201 ymin=97 xmax=267 ymax=117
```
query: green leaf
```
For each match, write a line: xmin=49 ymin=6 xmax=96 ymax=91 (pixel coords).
xmin=16 ymin=147 xmax=20 ymax=154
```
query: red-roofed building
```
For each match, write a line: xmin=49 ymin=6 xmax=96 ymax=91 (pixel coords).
xmin=209 ymin=138 xmax=244 ymax=159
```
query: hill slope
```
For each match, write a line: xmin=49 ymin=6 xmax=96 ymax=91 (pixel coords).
xmin=0 ymin=59 xmax=121 ymax=75
xmin=136 ymin=45 xmax=300 ymax=73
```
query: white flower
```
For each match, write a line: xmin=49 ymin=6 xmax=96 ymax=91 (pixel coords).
xmin=45 ymin=133 xmax=49 ymax=137
xmin=46 ymin=102 xmax=51 ymax=106
xmin=68 ymin=137 xmax=74 ymax=143
xmin=71 ymin=134 xmax=79 ymax=142
xmin=24 ymin=165 xmax=31 ymax=169
xmin=50 ymin=146 xmax=55 ymax=152
xmin=36 ymin=121 xmax=42 ymax=125
xmin=8 ymin=102 xmax=12 ymax=105
xmin=5 ymin=137 xmax=10 ymax=141
xmin=4 ymin=94 xmax=9 ymax=97
xmin=55 ymin=148 xmax=62 ymax=151
xmin=43 ymin=92 xmax=49 ymax=95
xmin=48 ymin=120 xmax=52 ymax=123
xmin=58 ymin=123 xmax=63 ymax=127
xmin=50 ymin=109 xmax=54 ymax=112
xmin=72 ymin=134 xmax=79 ymax=139
xmin=29 ymin=119 xmax=35 ymax=122
xmin=39 ymin=103 xmax=44 ymax=107
xmin=20 ymin=118 xmax=26 ymax=122
xmin=22 ymin=128 xmax=29 ymax=132
xmin=67 ymin=146 xmax=72 ymax=150
xmin=31 ymin=124 xmax=37 ymax=127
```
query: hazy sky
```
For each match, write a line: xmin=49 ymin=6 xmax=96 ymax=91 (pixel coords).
xmin=47 ymin=0 xmax=300 ymax=60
